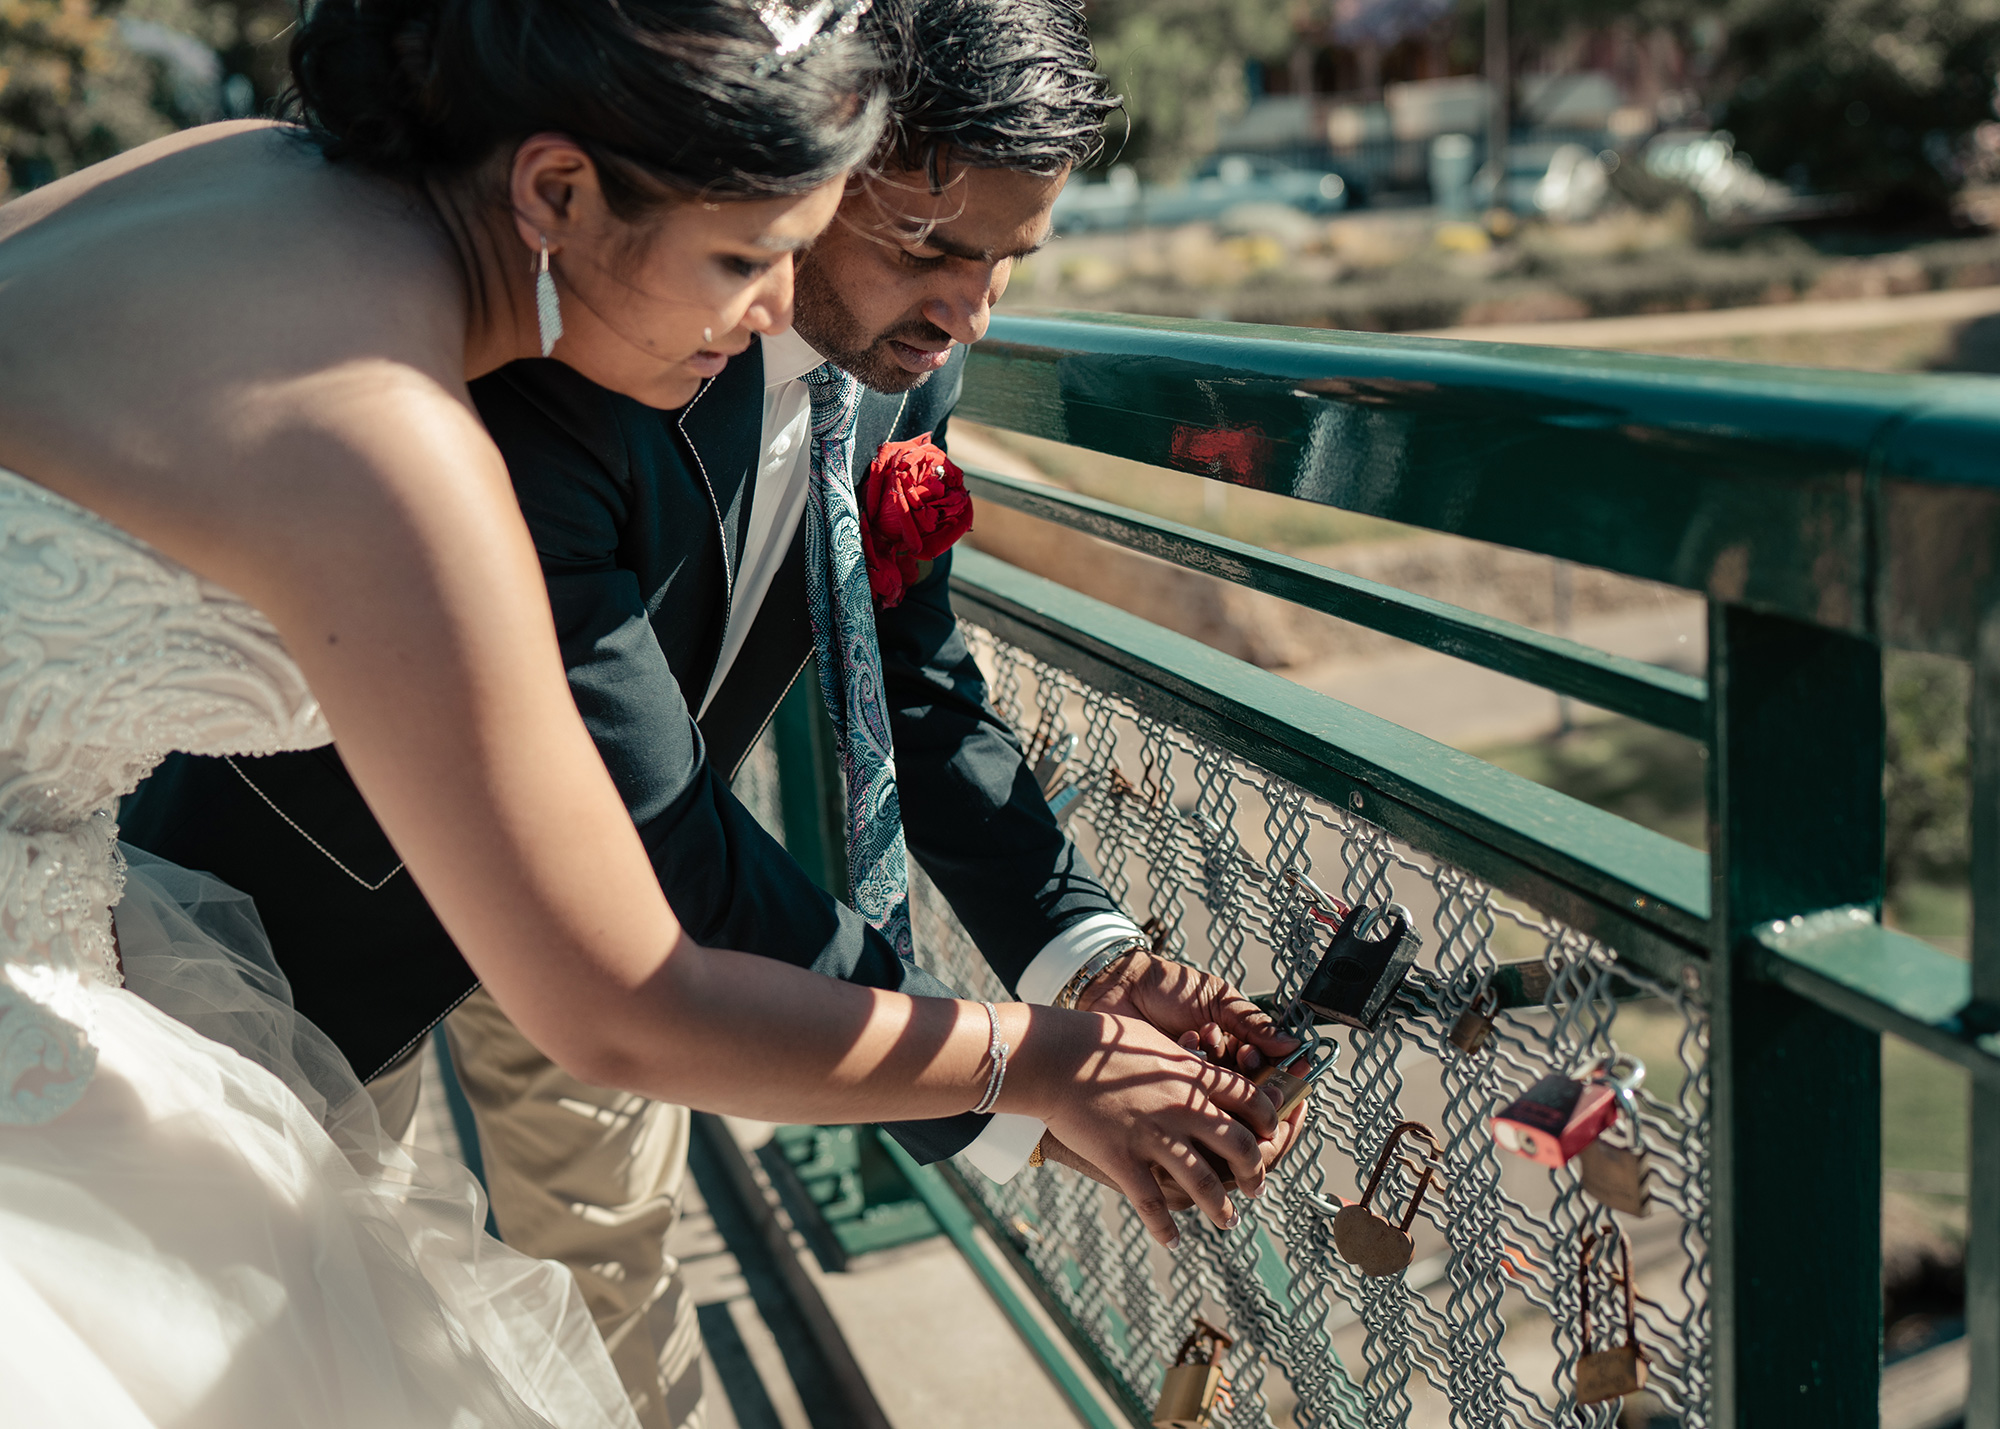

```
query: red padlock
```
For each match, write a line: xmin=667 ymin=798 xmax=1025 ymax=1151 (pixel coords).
xmin=1489 ymin=1063 xmax=1625 ymax=1168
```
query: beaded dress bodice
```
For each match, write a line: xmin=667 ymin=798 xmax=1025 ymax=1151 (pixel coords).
xmin=0 ymin=467 xmax=328 ymax=1124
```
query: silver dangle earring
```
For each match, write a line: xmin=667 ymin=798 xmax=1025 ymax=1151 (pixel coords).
xmin=535 ymin=237 xmax=563 ymax=357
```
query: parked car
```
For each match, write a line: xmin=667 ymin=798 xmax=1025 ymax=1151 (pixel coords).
xmin=1641 ymin=130 xmax=1791 ymax=218
xmin=1051 ymin=154 xmax=1351 ymax=234
xmin=1473 ymin=142 xmax=1612 ymax=221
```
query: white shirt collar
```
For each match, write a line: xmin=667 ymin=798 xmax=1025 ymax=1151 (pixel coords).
xmin=760 ymin=327 xmax=828 ymax=389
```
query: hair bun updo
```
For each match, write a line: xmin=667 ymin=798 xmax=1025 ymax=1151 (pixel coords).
xmin=288 ymin=0 xmax=886 ymax=210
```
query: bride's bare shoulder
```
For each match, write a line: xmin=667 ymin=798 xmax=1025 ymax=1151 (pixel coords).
xmin=0 ymin=124 xmax=489 ymax=587
xmin=0 ymin=121 xmax=285 ymax=237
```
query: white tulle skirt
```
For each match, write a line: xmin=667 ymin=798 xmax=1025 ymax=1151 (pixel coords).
xmin=0 ymin=848 xmax=638 ymax=1429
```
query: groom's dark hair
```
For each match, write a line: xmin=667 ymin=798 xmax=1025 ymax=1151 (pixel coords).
xmin=876 ymin=0 xmax=1120 ymax=188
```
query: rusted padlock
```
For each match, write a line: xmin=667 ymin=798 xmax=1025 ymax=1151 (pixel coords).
xmin=1576 ymin=1058 xmax=1651 ymax=1216
xmin=1250 ymin=1032 xmax=1339 ymax=1120
xmin=1489 ymin=1062 xmax=1621 ymax=1168
xmin=1298 ymin=903 xmax=1421 ymax=1030
xmin=1332 ymin=1121 xmax=1441 ymax=1277
xmin=1152 ymin=1317 xmax=1232 ymax=1428
xmin=1575 ymin=1229 xmax=1648 ymax=1404
xmin=1447 ymin=985 xmax=1499 ymax=1055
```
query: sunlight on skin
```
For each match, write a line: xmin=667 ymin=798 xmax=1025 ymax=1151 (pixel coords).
xmin=793 ymin=160 xmax=1068 ymax=392
xmin=493 ymin=134 xmax=846 ymax=409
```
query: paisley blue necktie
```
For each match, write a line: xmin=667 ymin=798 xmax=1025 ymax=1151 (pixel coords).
xmin=800 ymin=361 xmax=914 ymax=959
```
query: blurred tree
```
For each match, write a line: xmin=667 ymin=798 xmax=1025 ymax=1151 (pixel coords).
xmin=1715 ymin=0 xmax=2000 ymax=216
xmin=1 ymin=0 xmax=167 ymax=188
xmin=1087 ymin=0 xmax=1299 ymax=179
xmin=1 ymin=0 xmax=292 ymax=194
xmin=1883 ymin=650 xmax=1970 ymax=895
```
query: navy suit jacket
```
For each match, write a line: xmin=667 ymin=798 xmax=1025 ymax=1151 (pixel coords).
xmin=121 ymin=341 xmax=1122 ymax=1162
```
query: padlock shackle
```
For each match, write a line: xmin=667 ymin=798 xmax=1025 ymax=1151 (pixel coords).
xmin=1275 ymin=1032 xmax=1339 ymax=1084
xmin=1579 ymin=1229 xmax=1639 ymax=1352
xmin=1283 ymin=866 xmax=1350 ymax=923
xmin=1355 ymin=1120 xmax=1442 ymax=1231
xmin=1171 ymin=1316 xmax=1233 ymax=1370
xmin=1350 ymin=901 xmax=1418 ymax=947
xmin=1591 ymin=1056 xmax=1648 ymax=1144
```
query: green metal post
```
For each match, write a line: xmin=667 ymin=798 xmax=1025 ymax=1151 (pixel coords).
xmin=1708 ymin=602 xmax=1883 ymax=1427
xmin=431 ymin=1026 xmax=501 ymax=1241
xmin=1968 ymin=610 xmax=2000 ymax=1429
xmin=770 ymin=659 xmax=847 ymax=898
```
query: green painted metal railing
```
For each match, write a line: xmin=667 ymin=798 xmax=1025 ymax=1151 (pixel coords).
xmin=776 ymin=310 xmax=1999 ymax=1428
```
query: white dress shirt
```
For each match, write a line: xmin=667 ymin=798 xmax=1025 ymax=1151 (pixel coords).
xmin=695 ymin=329 xmax=1145 ymax=1182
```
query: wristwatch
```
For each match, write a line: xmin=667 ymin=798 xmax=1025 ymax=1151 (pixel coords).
xmin=1053 ymin=935 xmax=1150 ymax=1011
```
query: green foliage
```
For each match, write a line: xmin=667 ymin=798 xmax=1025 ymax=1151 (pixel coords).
xmin=1479 ymin=650 xmax=1971 ymax=914
xmin=0 ymin=0 xmax=167 ymax=186
xmin=1717 ymin=0 xmax=2000 ymax=215
xmin=0 ymin=0 xmax=293 ymax=192
xmin=1086 ymin=0 xmax=1298 ymax=180
xmin=1883 ymin=649 xmax=1969 ymax=891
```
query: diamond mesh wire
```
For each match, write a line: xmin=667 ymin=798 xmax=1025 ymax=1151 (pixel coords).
xmin=906 ymin=621 xmax=1713 ymax=1429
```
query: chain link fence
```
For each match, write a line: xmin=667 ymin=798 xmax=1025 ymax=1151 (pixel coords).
xmin=915 ymin=621 xmax=1715 ymax=1429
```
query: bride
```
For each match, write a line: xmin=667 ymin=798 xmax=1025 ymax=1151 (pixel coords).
xmin=0 ymin=0 xmax=1281 ymax=1423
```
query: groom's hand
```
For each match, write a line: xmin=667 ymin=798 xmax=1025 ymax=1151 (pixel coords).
xmin=1074 ymin=947 xmax=1298 ymax=1075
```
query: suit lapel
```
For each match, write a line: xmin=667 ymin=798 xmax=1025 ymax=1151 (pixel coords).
xmin=676 ymin=342 xmax=765 ymax=588
xmin=699 ymin=386 xmax=910 ymax=782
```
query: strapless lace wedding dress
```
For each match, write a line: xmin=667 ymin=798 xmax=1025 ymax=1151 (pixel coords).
xmin=0 ymin=468 xmax=638 ymax=1428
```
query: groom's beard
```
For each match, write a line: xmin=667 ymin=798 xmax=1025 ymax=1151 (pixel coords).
xmin=793 ymin=261 xmax=950 ymax=395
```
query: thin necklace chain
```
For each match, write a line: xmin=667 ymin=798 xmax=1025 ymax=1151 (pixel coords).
xmin=222 ymin=756 xmax=405 ymax=892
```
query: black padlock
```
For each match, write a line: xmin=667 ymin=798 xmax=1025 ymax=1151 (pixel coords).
xmin=1298 ymin=903 xmax=1421 ymax=1030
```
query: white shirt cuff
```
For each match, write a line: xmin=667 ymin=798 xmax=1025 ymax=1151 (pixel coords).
xmin=957 ymin=911 xmax=1148 ymax=1183
xmin=959 ymin=1112 xmax=1047 ymax=1181
xmin=1014 ymin=911 xmax=1149 ymax=1006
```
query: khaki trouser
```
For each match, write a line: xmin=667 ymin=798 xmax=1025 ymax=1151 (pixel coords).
xmin=370 ymin=988 xmax=705 ymax=1429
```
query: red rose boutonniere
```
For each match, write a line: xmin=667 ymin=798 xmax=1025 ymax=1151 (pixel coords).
xmin=860 ymin=432 xmax=974 ymax=608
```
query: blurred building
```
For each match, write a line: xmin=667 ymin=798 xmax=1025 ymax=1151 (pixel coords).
xmin=1220 ymin=3 xmax=1694 ymax=197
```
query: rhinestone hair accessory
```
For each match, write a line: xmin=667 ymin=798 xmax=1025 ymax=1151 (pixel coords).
xmin=754 ymin=0 xmax=873 ymax=77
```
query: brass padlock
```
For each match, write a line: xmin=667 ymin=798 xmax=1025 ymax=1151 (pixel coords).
xmin=1250 ymin=1032 xmax=1339 ymax=1120
xmin=1152 ymin=1317 xmax=1232 ymax=1428
xmin=1332 ymin=1121 xmax=1441 ymax=1277
xmin=1576 ymin=1058 xmax=1651 ymax=1216
xmin=1575 ymin=1229 xmax=1648 ymax=1405
xmin=1448 ymin=986 xmax=1499 ymax=1055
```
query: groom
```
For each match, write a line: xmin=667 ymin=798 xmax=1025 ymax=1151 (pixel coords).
xmin=121 ymin=2 xmax=1293 ymax=1424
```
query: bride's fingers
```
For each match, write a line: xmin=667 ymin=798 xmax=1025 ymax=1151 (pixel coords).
xmin=1196 ymin=1060 xmax=1279 ymax=1139
xmin=1152 ymin=1137 xmax=1235 ymax=1229
xmin=1188 ymin=1108 xmax=1265 ymax=1198
xmin=1103 ymin=1153 xmax=1181 ymax=1247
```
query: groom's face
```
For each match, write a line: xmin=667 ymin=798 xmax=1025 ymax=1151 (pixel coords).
xmin=792 ymin=157 xmax=1068 ymax=393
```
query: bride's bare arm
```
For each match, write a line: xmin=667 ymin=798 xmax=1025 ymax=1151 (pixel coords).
xmin=207 ymin=376 xmax=1272 ymax=1241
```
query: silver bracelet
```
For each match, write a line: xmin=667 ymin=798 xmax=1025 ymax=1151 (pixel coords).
xmin=971 ymin=1000 xmax=1010 ymax=1115
xmin=1053 ymin=936 xmax=1149 ymax=1011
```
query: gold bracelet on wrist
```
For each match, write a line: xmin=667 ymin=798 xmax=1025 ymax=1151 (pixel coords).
xmin=1054 ymin=935 xmax=1150 ymax=1011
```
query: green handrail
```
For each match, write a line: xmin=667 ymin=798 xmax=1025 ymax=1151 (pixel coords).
xmin=797 ymin=308 xmax=2000 ymax=1428
xmin=964 ymin=311 xmax=2000 ymax=658
xmin=962 ymin=464 xmax=1707 ymax=737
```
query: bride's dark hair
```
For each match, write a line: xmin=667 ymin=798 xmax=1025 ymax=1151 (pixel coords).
xmin=288 ymin=0 xmax=885 ymax=215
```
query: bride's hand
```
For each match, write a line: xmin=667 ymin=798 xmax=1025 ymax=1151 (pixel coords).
xmin=1035 ymin=1096 xmax=1311 ymax=1212
xmin=1015 ymin=1009 xmax=1278 ymax=1246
